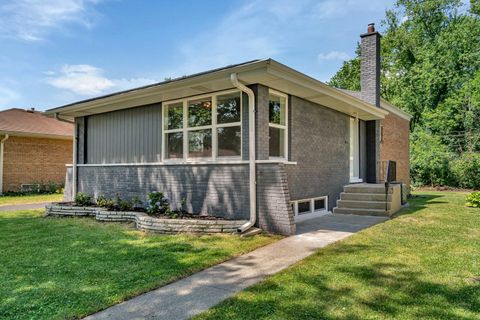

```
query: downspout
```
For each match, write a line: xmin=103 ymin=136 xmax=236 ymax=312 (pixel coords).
xmin=0 ymin=134 xmax=10 ymax=194
xmin=230 ymin=73 xmax=256 ymax=233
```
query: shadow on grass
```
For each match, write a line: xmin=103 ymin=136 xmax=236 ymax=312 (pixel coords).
xmin=202 ymin=254 xmax=479 ymax=320
xmin=393 ymin=194 xmax=444 ymax=218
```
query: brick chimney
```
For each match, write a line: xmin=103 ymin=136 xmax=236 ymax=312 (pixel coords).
xmin=360 ymin=23 xmax=381 ymax=107
xmin=361 ymin=23 xmax=382 ymax=183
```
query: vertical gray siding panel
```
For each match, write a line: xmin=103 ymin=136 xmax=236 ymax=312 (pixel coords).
xmin=86 ymin=104 xmax=162 ymax=164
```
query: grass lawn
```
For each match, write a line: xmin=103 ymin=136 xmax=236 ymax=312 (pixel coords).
xmin=196 ymin=191 xmax=480 ymax=320
xmin=0 ymin=210 xmax=279 ymax=319
xmin=0 ymin=193 xmax=63 ymax=206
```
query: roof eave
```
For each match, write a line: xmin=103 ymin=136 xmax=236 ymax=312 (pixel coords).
xmin=0 ymin=130 xmax=73 ymax=140
xmin=264 ymin=60 xmax=388 ymax=120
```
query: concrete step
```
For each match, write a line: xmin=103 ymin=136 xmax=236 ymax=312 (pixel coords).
xmin=344 ymin=184 xmax=392 ymax=194
xmin=337 ymin=199 xmax=391 ymax=210
xmin=332 ymin=207 xmax=389 ymax=217
xmin=340 ymin=192 xmax=392 ymax=202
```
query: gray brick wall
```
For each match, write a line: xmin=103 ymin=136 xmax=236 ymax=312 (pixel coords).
xmin=285 ymin=95 xmax=350 ymax=210
xmin=77 ymin=163 xmax=296 ymax=234
xmin=77 ymin=164 xmax=250 ymax=220
xmin=251 ymin=84 xmax=270 ymax=160
xmin=256 ymin=163 xmax=295 ymax=235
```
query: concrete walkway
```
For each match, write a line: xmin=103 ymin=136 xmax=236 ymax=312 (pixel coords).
xmin=0 ymin=202 xmax=51 ymax=211
xmin=85 ymin=214 xmax=388 ymax=320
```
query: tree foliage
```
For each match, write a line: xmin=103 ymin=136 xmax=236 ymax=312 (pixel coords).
xmin=329 ymin=0 xmax=480 ymax=188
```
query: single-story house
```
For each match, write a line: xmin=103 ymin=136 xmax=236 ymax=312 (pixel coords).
xmin=0 ymin=108 xmax=73 ymax=193
xmin=46 ymin=24 xmax=411 ymax=235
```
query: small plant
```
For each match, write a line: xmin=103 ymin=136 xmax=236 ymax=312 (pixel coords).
xmin=118 ymin=198 xmax=133 ymax=211
xmin=146 ymin=191 xmax=170 ymax=215
xmin=466 ymin=191 xmax=480 ymax=208
xmin=74 ymin=192 xmax=91 ymax=206
xmin=131 ymin=196 xmax=143 ymax=209
xmin=96 ymin=195 xmax=115 ymax=210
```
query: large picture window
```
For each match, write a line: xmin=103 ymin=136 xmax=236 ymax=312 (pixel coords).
xmin=163 ymin=90 xmax=242 ymax=161
xmin=268 ymin=90 xmax=288 ymax=159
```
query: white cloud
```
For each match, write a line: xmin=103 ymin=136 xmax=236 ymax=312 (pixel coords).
xmin=47 ymin=64 xmax=157 ymax=96
xmin=317 ymin=51 xmax=351 ymax=61
xmin=0 ymin=85 xmax=20 ymax=107
xmin=168 ymin=0 xmax=391 ymax=77
xmin=0 ymin=0 xmax=103 ymax=41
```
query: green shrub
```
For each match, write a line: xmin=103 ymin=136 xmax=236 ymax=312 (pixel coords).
xmin=466 ymin=192 xmax=480 ymax=208
xmin=452 ymin=153 xmax=480 ymax=189
xmin=74 ymin=192 xmax=91 ymax=206
xmin=117 ymin=198 xmax=133 ymax=211
xmin=146 ymin=192 xmax=170 ymax=215
xmin=96 ymin=195 xmax=115 ymax=210
xmin=410 ymin=131 xmax=456 ymax=186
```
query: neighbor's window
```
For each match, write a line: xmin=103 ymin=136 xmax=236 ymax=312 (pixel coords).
xmin=268 ymin=91 xmax=287 ymax=158
xmin=163 ymin=90 xmax=242 ymax=161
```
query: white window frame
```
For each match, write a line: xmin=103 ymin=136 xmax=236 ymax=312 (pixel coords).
xmin=268 ymin=89 xmax=288 ymax=160
xmin=349 ymin=116 xmax=362 ymax=183
xmin=162 ymin=89 xmax=242 ymax=162
xmin=291 ymin=196 xmax=329 ymax=222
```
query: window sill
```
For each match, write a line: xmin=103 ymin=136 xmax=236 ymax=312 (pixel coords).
xmin=257 ymin=159 xmax=297 ymax=165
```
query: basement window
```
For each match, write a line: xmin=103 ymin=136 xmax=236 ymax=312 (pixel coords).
xmin=291 ymin=196 xmax=329 ymax=221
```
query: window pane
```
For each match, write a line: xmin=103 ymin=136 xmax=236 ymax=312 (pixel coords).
xmin=314 ymin=199 xmax=326 ymax=211
xmin=217 ymin=92 xmax=241 ymax=124
xmin=269 ymin=94 xmax=286 ymax=125
xmin=269 ymin=127 xmax=285 ymax=158
xmin=165 ymin=132 xmax=183 ymax=159
xmin=188 ymin=98 xmax=212 ymax=127
xmin=217 ymin=126 xmax=241 ymax=157
xmin=165 ymin=102 xmax=183 ymax=130
xmin=188 ymin=129 xmax=212 ymax=158
xmin=298 ymin=201 xmax=311 ymax=214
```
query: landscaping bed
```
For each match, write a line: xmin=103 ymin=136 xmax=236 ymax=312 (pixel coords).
xmin=46 ymin=204 xmax=247 ymax=234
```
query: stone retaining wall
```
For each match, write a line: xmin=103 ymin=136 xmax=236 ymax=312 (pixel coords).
xmin=45 ymin=205 xmax=247 ymax=234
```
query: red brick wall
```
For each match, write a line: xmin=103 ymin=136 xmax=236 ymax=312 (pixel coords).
xmin=379 ymin=113 xmax=410 ymax=188
xmin=2 ymin=136 xmax=73 ymax=192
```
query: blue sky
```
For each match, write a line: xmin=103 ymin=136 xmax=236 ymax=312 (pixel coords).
xmin=0 ymin=0 xmax=396 ymax=111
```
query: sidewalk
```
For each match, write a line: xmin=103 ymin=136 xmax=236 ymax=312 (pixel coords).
xmin=0 ymin=202 xmax=51 ymax=211
xmin=85 ymin=214 xmax=387 ymax=320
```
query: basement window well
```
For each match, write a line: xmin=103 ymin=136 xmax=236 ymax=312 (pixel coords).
xmin=291 ymin=196 xmax=329 ymax=222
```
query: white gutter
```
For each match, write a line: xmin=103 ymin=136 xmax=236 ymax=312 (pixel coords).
xmin=0 ymin=134 xmax=9 ymax=194
xmin=230 ymin=73 xmax=256 ymax=233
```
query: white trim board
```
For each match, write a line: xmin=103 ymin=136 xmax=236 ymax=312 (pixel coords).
xmin=76 ymin=159 xmax=297 ymax=167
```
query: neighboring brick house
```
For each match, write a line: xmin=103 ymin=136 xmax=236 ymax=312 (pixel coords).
xmin=0 ymin=108 xmax=73 ymax=193
xmin=46 ymin=24 xmax=410 ymax=235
